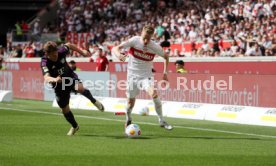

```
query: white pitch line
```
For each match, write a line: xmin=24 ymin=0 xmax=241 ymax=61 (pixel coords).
xmin=1 ymin=106 xmax=276 ymax=139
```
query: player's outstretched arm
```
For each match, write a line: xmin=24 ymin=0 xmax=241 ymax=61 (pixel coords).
xmin=64 ymin=43 xmax=91 ymax=57
xmin=112 ymin=45 xmax=126 ymax=62
xmin=162 ymin=53 xmax=169 ymax=82
xmin=105 ymin=64 xmax=109 ymax=71
xmin=154 ymin=44 xmax=169 ymax=82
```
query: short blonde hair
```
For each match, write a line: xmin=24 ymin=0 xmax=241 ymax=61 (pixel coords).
xmin=142 ymin=25 xmax=154 ymax=35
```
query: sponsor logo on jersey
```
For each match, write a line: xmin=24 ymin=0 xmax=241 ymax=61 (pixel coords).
xmin=129 ymin=47 xmax=155 ymax=61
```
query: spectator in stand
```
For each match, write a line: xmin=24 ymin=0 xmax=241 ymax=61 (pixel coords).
xmin=175 ymin=60 xmax=187 ymax=74
xmin=34 ymin=42 xmax=44 ymax=57
xmin=160 ymin=26 xmax=171 ymax=48
xmin=197 ymin=39 xmax=211 ymax=56
xmin=15 ymin=21 xmax=23 ymax=41
xmin=16 ymin=0 xmax=274 ymax=58
xmin=89 ymin=44 xmax=100 ymax=61
xmin=235 ymin=47 xmax=246 ymax=57
xmin=155 ymin=23 xmax=165 ymax=40
xmin=245 ymin=41 xmax=262 ymax=56
xmin=267 ymin=36 xmax=276 ymax=56
xmin=96 ymin=48 xmax=109 ymax=71
xmin=32 ymin=19 xmax=41 ymax=41
xmin=187 ymin=25 xmax=198 ymax=42
xmin=212 ymin=36 xmax=222 ymax=57
xmin=14 ymin=44 xmax=23 ymax=58
xmin=260 ymin=35 xmax=273 ymax=56
xmin=229 ymin=40 xmax=240 ymax=56
xmin=21 ymin=21 xmax=28 ymax=33
xmin=190 ymin=42 xmax=197 ymax=57
xmin=21 ymin=20 xmax=28 ymax=41
xmin=24 ymin=42 xmax=35 ymax=58
xmin=10 ymin=46 xmax=18 ymax=58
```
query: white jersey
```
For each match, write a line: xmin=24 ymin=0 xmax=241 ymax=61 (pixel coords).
xmin=120 ymin=36 xmax=165 ymax=78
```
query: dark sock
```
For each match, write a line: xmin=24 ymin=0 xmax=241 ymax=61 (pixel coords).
xmin=63 ymin=111 xmax=78 ymax=128
xmin=81 ymin=89 xmax=96 ymax=103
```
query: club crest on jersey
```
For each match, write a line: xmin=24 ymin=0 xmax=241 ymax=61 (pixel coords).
xmin=61 ymin=58 xmax=65 ymax=64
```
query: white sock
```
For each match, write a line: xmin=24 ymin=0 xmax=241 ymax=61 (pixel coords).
xmin=126 ymin=107 xmax=133 ymax=122
xmin=153 ymin=97 xmax=164 ymax=122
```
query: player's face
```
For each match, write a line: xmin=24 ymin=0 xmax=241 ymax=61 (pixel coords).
xmin=141 ymin=31 xmax=152 ymax=46
xmin=99 ymin=50 xmax=103 ymax=57
xmin=47 ymin=51 xmax=58 ymax=62
xmin=176 ymin=64 xmax=183 ymax=70
xmin=69 ymin=63 xmax=76 ymax=71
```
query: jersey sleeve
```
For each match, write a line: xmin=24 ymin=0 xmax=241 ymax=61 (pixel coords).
xmin=105 ymin=57 xmax=109 ymax=64
xmin=58 ymin=45 xmax=70 ymax=57
xmin=152 ymin=43 xmax=165 ymax=58
xmin=119 ymin=36 xmax=137 ymax=49
xmin=40 ymin=57 xmax=49 ymax=76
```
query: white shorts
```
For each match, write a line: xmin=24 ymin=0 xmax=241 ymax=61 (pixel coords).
xmin=126 ymin=75 xmax=154 ymax=98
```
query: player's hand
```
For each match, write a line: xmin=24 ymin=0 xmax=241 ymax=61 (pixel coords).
xmin=82 ymin=50 xmax=91 ymax=57
xmin=163 ymin=73 xmax=169 ymax=82
xmin=161 ymin=73 xmax=169 ymax=87
xmin=55 ymin=76 xmax=62 ymax=83
xmin=118 ymin=53 xmax=127 ymax=62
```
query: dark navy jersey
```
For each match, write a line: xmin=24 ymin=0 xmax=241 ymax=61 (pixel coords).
xmin=41 ymin=45 xmax=76 ymax=78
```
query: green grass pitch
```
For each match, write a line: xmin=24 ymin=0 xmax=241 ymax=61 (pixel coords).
xmin=0 ymin=99 xmax=276 ymax=166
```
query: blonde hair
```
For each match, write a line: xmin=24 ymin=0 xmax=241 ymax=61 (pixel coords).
xmin=142 ymin=25 xmax=154 ymax=35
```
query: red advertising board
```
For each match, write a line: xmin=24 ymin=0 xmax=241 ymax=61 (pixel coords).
xmin=110 ymin=72 xmax=276 ymax=107
xmin=12 ymin=71 xmax=44 ymax=100
xmin=3 ymin=61 xmax=276 ymax=75
xmin=2 ymin=70 xmax=276 ymax=107
xmin=110 ymin=62 xmax=276 ymax=75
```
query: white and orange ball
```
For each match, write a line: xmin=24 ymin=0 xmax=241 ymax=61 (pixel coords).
xmin=125 ymin=124 xmax=141 ymax=138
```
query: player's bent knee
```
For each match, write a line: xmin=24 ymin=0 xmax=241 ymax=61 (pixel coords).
xmin=128 ymin=102 xmax=134 ymax=109
xmin=152 ymin=92 xmax=158 ymax=99
xmin=76 ymin=84 xmax=85 ymax=93
xmin=76 ymin=88 xmax=84 ymax=93
xmin=127 ymin=98 xmax=135 ymax=109
xmin=61 ymin=105 xmax=70 ymax=114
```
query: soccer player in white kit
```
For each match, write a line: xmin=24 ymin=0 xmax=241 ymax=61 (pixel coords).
xmin=112 ymin=25 xmax=173 ymax=130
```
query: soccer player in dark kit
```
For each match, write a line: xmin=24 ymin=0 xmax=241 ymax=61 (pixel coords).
xmin=41 ymin=41 xmax=104 ymax=136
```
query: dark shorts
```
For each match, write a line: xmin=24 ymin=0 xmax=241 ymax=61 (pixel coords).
xmin=55 ymin=77 xmax=81 ymax=108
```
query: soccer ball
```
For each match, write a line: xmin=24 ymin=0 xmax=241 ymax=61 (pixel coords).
xmin=139 ymin=106 xmax=149 ymax=116
xmin=125 ymin=124 xmax=141 ymax=138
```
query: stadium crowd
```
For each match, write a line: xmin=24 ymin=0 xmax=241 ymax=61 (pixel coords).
xmin=56 ymin=0 xmax=275 ymax=57
xmin=4 ymin=0 xmax=276 ymax=59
